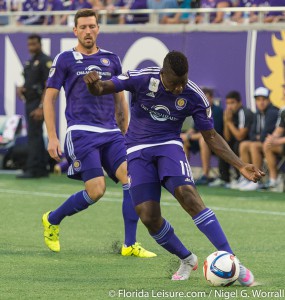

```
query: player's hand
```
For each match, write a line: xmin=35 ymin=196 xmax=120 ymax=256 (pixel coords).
xmin=30 ymin=107 xmax=44 ymax=121
xmin=83 ymin=71 xmax=101 ymax=84
xmin=47 ymin=137 xmax=62 ymax=162
xmin=239 ymin=164 xmax=265 ymax=183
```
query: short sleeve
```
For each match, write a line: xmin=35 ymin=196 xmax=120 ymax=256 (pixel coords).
xmin=46 ymin=53 xmax=67 ymax=90
xmin=191 ymin=94 xmax=214 ymax=131
xmin=111 ymin=70 xmax=142 ymax=93
xmin=276 ymin=108 xmax=285 ymax=128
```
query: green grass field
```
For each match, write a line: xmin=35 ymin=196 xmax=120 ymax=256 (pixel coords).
xmin=0 ymin=174 xmax=284 ymax=300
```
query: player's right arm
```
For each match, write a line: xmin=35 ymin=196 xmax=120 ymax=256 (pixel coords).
xmin=44 ymin=52 xmax=67 ymax=162
xmin=84 ymin=71 xmax=117 ymax=96
xmin=43 ymin=88 xmax=62 ymax=162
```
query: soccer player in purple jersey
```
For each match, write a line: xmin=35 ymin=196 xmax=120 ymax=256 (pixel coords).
xmin=84 ymin=51 xmax=265 ymax=284
xmin=42 ymin=9 xmax=156 ymax=258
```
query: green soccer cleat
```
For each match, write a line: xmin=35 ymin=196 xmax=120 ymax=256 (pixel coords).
xmin=42 ymin=211 xmax=60 ymax=252
xmin=121 ymin=242 xmax=157 ymax=258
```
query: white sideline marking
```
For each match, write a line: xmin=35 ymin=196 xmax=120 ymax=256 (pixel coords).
xmin=0 ymin=188 xmax=285 ymax=217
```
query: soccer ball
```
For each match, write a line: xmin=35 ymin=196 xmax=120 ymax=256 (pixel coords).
xmin=203 ymin=251 xmax=240 ymax=286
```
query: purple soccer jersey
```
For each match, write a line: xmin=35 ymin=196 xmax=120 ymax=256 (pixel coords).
xmin=111 ymin=67 xmax=214 ymax=198
xmin=111 ymin=67 xmax=214 ymax=150
xmin=47 ymin=48 xmax=126 ymax=181
xmin=47 ymin=48 xmax=122 ymax=129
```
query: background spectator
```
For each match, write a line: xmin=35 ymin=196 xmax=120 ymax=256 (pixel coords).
xmin=196 ymin=0 xmax=232 ymax=24
xmin=161 ymin=0 xmax=192 ymax=24
xmin=147 ymin=0 xmax=179 ymax=23
xmin=0 ymin=0 xmax=8 ymax=25
xmin=116 ymin=0 xmax=148 ymax=24
xmin=17 ymin=0 xmax=46 ymax=25
xmin=264 ymin=0 xmax=284 ymax=23
xmin=182 ymin=88 xmax=224 ymax=185
xmin=231 ymin=0 xmax=256 ymax=24
xmin=239 ymin=87 xmax=279 ymax=191
xmin=215 ymin=90 xmax=254 ymax=188
xmin=43 ymin=0 xmax=65 ymax=25
xmin=263 ymin=86 xmax=285 ymax=189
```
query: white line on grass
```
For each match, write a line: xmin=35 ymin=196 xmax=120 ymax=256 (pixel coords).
xmin=0 ymin=188 xmax=285 ymax=217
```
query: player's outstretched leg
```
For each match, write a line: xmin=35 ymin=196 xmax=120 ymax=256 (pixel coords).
xmin=175 ymin=185 xmax=255 ymax=286
xmin=42 ymin=190 xmax=95 ymax=252
xmin=121 ymin=184 xmax=156 ymax=258
xmin=192 ymin=208 xmax=255 ymax=286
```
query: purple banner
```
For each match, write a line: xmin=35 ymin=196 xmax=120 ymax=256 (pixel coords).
xmin=0 ymin=30 xmax=284 ymax=145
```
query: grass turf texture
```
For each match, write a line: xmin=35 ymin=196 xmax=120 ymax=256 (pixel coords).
xmin=0 ymin=174 xmax=284 ymax=300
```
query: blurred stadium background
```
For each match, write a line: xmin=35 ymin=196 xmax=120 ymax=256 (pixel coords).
xmin=0 ymin=4 xmax=285 ymax=299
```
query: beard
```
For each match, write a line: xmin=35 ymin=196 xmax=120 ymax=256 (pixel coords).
xmin=79 ymin=37 xmax=95 ymax=49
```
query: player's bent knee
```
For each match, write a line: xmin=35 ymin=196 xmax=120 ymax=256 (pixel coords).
xmin=85 ymin=185 xmax=106 ymax=202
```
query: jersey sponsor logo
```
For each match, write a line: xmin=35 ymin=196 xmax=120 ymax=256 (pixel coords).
xmin=100 ymin=58 xmax=110 ymax=66
xmin=118 ymin=73 xmax=129 ymax=80
xmin=206 ymin=107 xmax=212 ymax=118
xmin=86 ymin=65 xmax=102 ymax=72
xmin=48 ymin=67 xmax=56 ymax=78
xmin=76 ymin=65 xmax=111 ymax=77
xmin=148 ymin=77 xmax=160 ymax=92
xmin=141 ymin=104 xmax=178 ymax=122
xmin=33 ymin=60 xmax=39 ymax=66
xmin=175 ymin=98 xmax=187 ymax=110
xmin=146 ymin=92 xmax=156 ymax=98
xmin=73 ymin=160 xmax=81 ymax=172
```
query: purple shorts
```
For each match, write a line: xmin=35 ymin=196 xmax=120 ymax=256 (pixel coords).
xmin=64 ymin=130 xmax=126 ymax=182
xmin=127 ymin=144 xmax=194 ymax=205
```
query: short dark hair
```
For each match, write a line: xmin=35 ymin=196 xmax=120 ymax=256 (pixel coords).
xmin=28 ymin=34 xmax=41 ymax=44
xmin=163 ymin=51 xmax=188 ymax=76
xmin=74 ymin=9 xmax=99 ymax=27
xmin=226 ymin=91 xmax=241 ymax=102
xmin=201 ymin=87 xmax=213 ymax=97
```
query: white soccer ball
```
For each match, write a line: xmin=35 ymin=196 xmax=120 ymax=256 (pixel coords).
xmin=203 ymin=251 xmax=240 ymax=286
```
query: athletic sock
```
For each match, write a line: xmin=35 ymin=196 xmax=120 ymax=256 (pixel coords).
xmin=48 ymin=190 xmax=95 ymax=225
xmin=122 ymin=184 xmax=139 ymax=246
xmin=151 ymin=219 xmax=191 ymax=259
xmin=193 ymin=208 xmax=233 ymax=254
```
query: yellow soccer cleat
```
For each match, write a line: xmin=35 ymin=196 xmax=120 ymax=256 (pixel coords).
xmin=42 ymin=211 xmax=60 ymax=252
xmin=121 ymin=242 xmax=157 ymax=258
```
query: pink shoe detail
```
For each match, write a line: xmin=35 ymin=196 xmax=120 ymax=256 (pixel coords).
xmin=241 ymin=269 xmax=251 ymax=283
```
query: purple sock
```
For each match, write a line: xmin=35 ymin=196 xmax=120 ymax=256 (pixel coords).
xmin=122 ymin=184 xmax=139 ymax=246
xmin=151 ymin=219 xmax=191 ymax=259
xmin=48 ymin=190 xmax=95 ymax=225
xmin=193 ymin=208 xmax=233 ymax=254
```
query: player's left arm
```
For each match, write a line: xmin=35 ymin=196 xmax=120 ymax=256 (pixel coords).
xmin=114 ymin=91 xmax=129 ymax=134
xmin=84 ymin=71 xmax=117 ymax=96
xmin=201 ymin=128 xmax=265 ymax=182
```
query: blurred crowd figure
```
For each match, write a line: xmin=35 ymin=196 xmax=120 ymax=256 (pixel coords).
xmin=182 ymin=86 xmax=285 ymax=192
xmin=0 ymin=0 xmax=284 ymax=25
